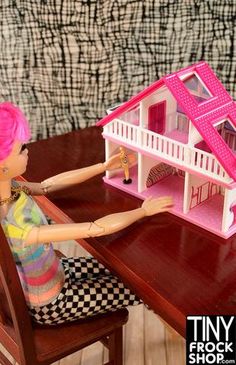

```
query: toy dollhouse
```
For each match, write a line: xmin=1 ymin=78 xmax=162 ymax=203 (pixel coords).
xmin=96 ymin=62 xmax=236 ymax=238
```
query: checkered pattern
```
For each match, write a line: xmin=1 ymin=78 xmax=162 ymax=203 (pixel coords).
xmin=0 ymin=1 xmax=236 ymax=141
xmin=29 ymin=257 xmax=141 ymax=325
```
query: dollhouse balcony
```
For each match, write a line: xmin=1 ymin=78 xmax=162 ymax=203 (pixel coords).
xmin=103 ymin=119 xmax=233 ymax=185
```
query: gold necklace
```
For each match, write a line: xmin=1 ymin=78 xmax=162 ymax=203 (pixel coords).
xmin=0 ymin=186 xmax=31 ymax=206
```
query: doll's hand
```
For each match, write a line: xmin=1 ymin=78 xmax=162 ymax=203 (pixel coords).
xmin=141 ymin=196 xmax=173 ymax=217
xmin=104 ymin=153 xmax=136 ymax=171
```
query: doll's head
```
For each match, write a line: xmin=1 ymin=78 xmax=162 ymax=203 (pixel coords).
xmin=0 ymin=103 xmax=31 ymax=180
xmin=0 ymin=102 xmax=31 ymax=161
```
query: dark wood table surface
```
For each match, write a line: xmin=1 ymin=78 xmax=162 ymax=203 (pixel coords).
xmin=24 ymin=126 xmax=236 ymax=338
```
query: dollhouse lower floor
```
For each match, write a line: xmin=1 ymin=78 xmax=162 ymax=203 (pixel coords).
xmin=104 ymin=165 xmax=236 ymax=238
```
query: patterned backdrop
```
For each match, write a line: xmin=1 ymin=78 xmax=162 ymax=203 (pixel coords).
xmin=0 ymin=0 xmax=236 ymax=141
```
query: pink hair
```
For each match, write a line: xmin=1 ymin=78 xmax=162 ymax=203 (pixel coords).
xmin=0 ymin=102 xmax=31 ymax=161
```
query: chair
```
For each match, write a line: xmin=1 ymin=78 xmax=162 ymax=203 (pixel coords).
xmin=0 ymin=193 xmax=129 ymax=365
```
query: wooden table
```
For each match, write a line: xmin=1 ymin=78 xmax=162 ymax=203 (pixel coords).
xmin=23 ymin=126 xmax=236 ymax=338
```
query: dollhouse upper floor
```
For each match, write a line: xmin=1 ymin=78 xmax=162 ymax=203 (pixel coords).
xmin=97 ymin=62 xmax=236 ymax=187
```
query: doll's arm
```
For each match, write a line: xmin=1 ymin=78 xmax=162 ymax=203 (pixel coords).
xmin=40 ymin=153 xmax=136 ymax=194
xmin=16 ymin=164 xmax=105 ymax=196
xmin=15 ymin=164 xmax=106 ymax=196
xmin=18 ymin=154 xmax=136 ymax=196
xmin=41 ymin=163 xmax=105 ymax=194
xmin=93 ymin=196 xmax=173 ymax=235
xmin=24 ymin=196 xmax=173 ymax=245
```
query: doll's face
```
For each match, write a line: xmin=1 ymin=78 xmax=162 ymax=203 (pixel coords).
xmin=0 ymin=141 xmax=28 ymax=181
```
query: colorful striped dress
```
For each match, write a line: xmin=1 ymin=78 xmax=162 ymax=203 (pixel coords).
xmin=1 ymin=183 xmax=65 ymax=308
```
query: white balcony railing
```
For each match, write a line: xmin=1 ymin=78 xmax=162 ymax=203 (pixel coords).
xmin=103 ymin=119 xmax=232 ymax=184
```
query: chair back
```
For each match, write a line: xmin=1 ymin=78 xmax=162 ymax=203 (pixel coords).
xmin=0 ymin=224 xmax=38 ymax=365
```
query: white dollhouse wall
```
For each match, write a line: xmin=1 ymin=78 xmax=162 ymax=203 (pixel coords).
xmin=188 ymin=122 xmax=203 ymax=146
xmin=139 ymin=87 xmax=177 ymax=133
xmin=105 ymin=139 xmax=118 ymax=179
xmin=222 ymin=188 xmax=236 ymax=233
xmin=138 ymin=154 xmax=160 ymax=193
xmin=183 ymin=172 xmax=191 ymax=214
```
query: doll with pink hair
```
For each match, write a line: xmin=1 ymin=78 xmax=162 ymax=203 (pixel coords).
xmin=0 ymin=102 xmax=172 ymax=325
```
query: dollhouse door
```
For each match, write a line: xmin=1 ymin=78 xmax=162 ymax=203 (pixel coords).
xmin=148 ymin=101 xmax=166 ymax=134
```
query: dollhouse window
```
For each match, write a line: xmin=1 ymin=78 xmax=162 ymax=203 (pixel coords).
xmin=183 ymin=74 xmax=212 ymax=103
xmin=177 ymin=113 xmax=189 ymax=133
xmin=215 ymin=119 xmax=236 ymax=152
xmin=120 ymin=105 xmax=140 ymax=125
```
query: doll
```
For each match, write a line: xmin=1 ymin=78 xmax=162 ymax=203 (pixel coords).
xmin=0 ymin=102 xmax=173 ymax=325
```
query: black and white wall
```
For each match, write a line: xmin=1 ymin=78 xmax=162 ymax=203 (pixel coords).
xmin=0 ymin=1 xmax=235 ymax=140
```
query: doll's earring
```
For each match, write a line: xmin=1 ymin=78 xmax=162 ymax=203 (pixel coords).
xmin=2 ymin=167 xmax=9 ymax=174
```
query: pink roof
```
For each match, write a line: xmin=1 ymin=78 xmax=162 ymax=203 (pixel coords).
xmin=96 ymin=61 xmax=236 ymax=181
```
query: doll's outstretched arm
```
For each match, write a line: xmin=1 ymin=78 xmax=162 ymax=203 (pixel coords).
xmin=41 ymin=163 xmax=105 ymax=194
xmin=93 ymin=196 xmax=173 ymax=235
xmin=17 ymin=164 xmax=106 ymax=196
xmin=16 ymin=164 xmax=106 ymax=196
xmin=24 ymin=196 xmax=173 ymax=245
xmin=18 ymin=153 xmax=136 ymax=196
xmin=40 ymin=153 xmax=136 ymax=194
